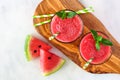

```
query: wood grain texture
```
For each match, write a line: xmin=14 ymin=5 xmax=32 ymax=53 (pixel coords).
xmin=33 ymin=0 xmax=120 ymax=74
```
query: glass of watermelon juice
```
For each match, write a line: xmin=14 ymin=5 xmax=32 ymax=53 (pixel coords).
xmin=50 ymin=10 xmax=83 ymax=42
xmin=79 ymin=32 xmax=112 ymax=65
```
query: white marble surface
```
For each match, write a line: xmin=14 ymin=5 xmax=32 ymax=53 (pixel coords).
xmin=0 ymin=0 xmax=120 ymax=80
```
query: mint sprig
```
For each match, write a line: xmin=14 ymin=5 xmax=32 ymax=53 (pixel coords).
xmin=96 ymin=41 xmax=100 ymax=50
xmin=101 ymin=38 xmax=113 ymax=46
xmin=67 ymin=11 xmax=76 ymax=18
xmin=91 ymin=30 xmax=98 ymax=41
xmin=56 ymin=10 xmax=66 ymax=19
xmin=91 ymin=30 xmax=113 ymax=50
xmin=56 ymin=10 xmax=76 ymax=19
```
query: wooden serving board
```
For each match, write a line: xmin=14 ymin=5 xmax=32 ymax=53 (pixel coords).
xmin=33 ymin=0 xmax=120 ymax=74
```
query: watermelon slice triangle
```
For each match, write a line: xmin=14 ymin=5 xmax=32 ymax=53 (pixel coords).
xmin=24 ymin=35 xmax=52 ymax=61
xmin=40 ymin=49 xmax=65 ymax=76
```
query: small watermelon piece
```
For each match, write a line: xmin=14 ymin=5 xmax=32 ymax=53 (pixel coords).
xmin=24 ymin=35 xmax=52 ymax=61
xmin=40 ymin=49 xmax=65 ymax=76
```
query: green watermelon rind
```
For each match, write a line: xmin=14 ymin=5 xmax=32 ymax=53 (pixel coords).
xmin=24 ymin=35 xmax=32 ymax=61
xmin=43 ymin=59 xmax=65 ymax=76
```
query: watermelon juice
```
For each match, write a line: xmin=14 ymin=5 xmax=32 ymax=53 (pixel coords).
xmin=80 ymin=32 xmax=111 ymax=64
xmin=50 ymin=11 xmax=83 ymax=42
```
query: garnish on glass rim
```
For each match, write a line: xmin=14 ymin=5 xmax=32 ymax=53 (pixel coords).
xmin=33 ymin=7 xmax=94 ymax=27
xmin=33 ymin=6 xmax=94 ymax=19
xmin=34 ymin=20 xmax=51 ymax=27
xmin=76 ymin=6 xmax=94 ymax=14
xmin=49 ymin=32 xmax=60 ymax=40
xmin=33 ymin=14 xmax=54 ymax=18
xmin=83 ymin=57 xmax=94 ymax=69
xmin=91 ymin=30 xmax=113 ymax=50
xmin=56 ymin=10 xmax=77 ymax=19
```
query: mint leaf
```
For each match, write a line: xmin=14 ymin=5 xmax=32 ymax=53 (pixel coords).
xmin=67 ymin=12 xmax=76 ymax=18
xmin=91 ymin=30 xmax=98 ymax=41
xmin=61 ymin=11 xmax=67 ymax=19
xmin=101 ymin=38 xmax=113 ymax=46
xmin=56 ymin=10 xmax=67 ymax=19
xmin=56 ymin=10 xmax=76 ymax=19
xmin=56 ymin=11 xmax=63 ymax=17
xmin=97 ymin=36 xmax=102 ymax=42
xmin=96 ymin=41 xmax=100 ymax=50
xmin=91 ymin=29 xmax=113 ymax=50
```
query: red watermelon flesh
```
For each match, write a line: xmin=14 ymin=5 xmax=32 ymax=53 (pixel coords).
xmin=51 ymin=14 xmax=83 ymax=42
xmin=80 ymin=32 xmax=111 ymax=64
xmin=40 ymin=49 xmax=65 ymax=76
xmin=24 ymin=35 xmax=52 ymax=61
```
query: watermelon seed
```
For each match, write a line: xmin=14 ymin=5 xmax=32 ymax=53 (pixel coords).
xmin=48 ymin=57 xmax=51 ymax=60
xmin=38 ymin=45 xmax=41 ymax=48
xmin=34 ymin=50 xmax=37 ymax=53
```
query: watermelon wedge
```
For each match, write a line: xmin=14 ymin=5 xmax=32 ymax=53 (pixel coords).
xmin=24 ymin=35 xmax=52 ymax=61
xmin=40 ymin=49 xmax=65 ymax=76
